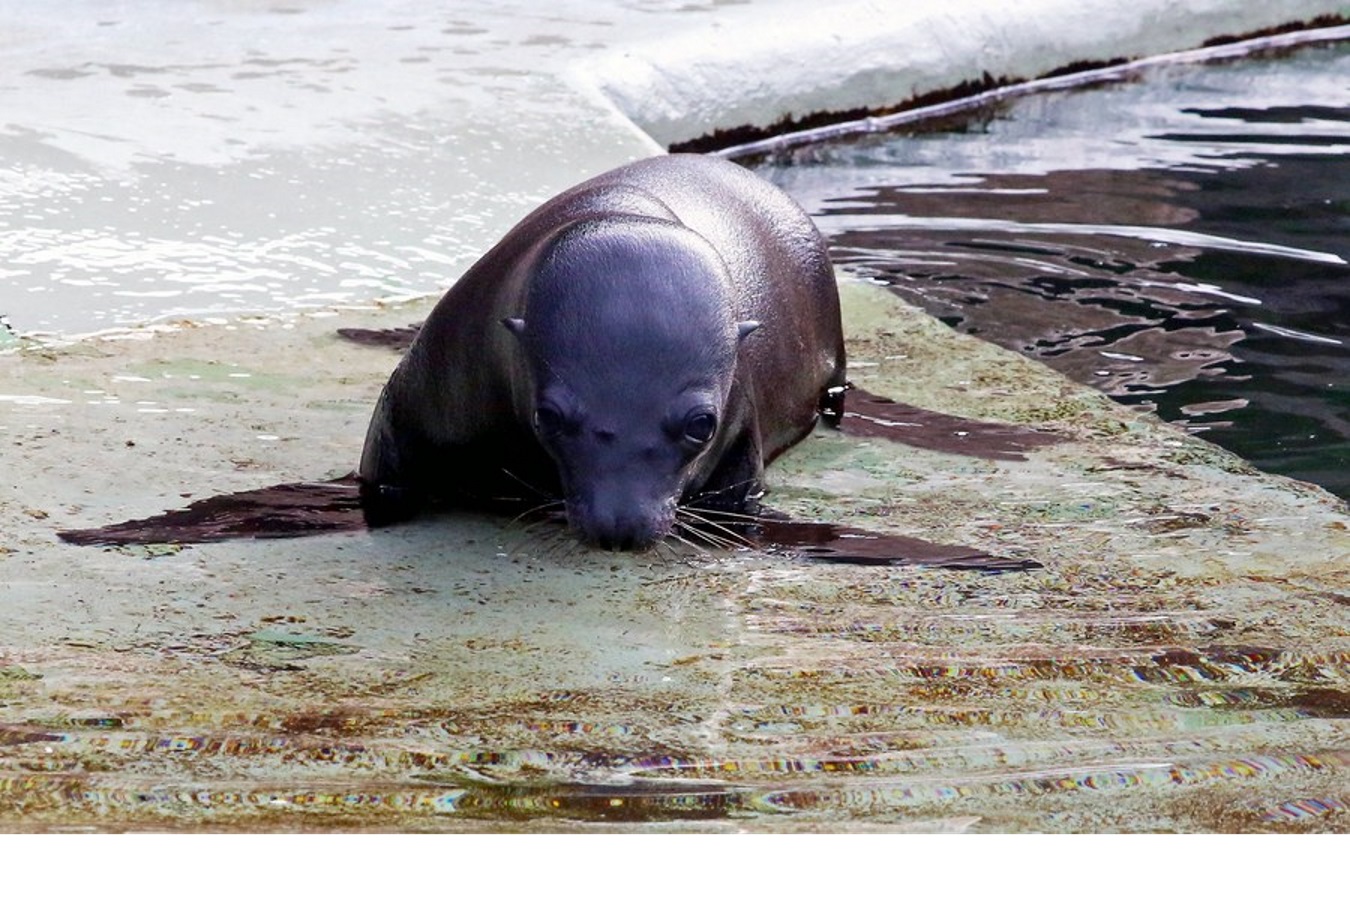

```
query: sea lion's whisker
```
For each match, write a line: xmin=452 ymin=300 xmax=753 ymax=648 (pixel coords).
xmin=687 ymin=477 xmax=762 ymax=505
xmin=665 ymin=527 xmax=714 ymax=555
xmin=503 ymin=503 xmax=570 ymax=556
xmin=533 ymin=529 xmax=576 ymax=563
xmin=678 ymin=508 xmax=756 ymax=547
xmin=655 ymin=538 xmax=711 ymax=569
xmin=658 ymin=535 xmax=718 ymax=569
xmin=507 ymin=499 xmax=565 ymax=529
xmin=651 ymin=539 xmax=685 ymax=565
xmin=674 ymin=512 xmax=749 ymax=551
xmin=675 ymin=521 xmax=737 ymax=551
xmin=680 ymin=505 xmax=755 ymax=530
xmin=499 ymin=467 xmax=556 ymax=501
xmin=685 ymin=505 xmax=763 ymax=521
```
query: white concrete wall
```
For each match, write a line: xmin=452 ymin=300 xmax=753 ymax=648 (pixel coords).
xmin=579 ymin=0 xmax=1350 ymax=148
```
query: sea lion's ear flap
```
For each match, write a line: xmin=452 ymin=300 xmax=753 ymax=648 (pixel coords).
xmin=502 ymin=317 xmax=527 ymax=338
xmin=736 ymin=320 xmax=761 ymax=342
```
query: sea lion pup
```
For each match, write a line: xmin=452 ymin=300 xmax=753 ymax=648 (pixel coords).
xmin=358 ymin=154 xmax=845 ymax=550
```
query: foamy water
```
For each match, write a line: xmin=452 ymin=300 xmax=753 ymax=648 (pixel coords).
xmin=0 ymin=0 xmax=676 ymax=335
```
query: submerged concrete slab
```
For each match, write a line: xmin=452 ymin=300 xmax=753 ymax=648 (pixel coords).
xmin=2 ymin=280 xmax=1346 ymax=832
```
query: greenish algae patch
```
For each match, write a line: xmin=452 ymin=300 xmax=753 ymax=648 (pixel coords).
xmin=0 ymin=282 xmax=1347 ymax=832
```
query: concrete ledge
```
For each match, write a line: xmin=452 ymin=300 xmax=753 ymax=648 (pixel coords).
xmin=2 ymin=281 xmax=1347 ymax=831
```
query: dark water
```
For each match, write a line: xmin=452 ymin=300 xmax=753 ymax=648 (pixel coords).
xmin=747 ymin=38 xmax=1350 ymax=499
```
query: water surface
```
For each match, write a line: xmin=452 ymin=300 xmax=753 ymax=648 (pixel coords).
xmin=0 ymin=0 xmax=692 ymax=336
xmin=749 ymin=39 xmax=1350 ymax=498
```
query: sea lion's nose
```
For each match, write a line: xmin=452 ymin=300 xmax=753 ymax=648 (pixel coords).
xmin=569 ymin=498 xmax=667 ymax=552
xmin=595 ymin=531 xmax=639 ymax=552
xmin=584 ymin=512 xmax=658 ymax=551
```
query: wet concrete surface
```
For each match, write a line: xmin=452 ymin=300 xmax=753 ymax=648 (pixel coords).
xmin=2 ymin=281 xmax=1347 ymax=831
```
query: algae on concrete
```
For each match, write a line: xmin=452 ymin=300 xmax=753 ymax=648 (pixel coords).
xmin=2 ymin=281 xmax=1347 ymax=832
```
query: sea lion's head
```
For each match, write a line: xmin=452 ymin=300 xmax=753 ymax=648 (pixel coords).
xmin=505 ymin=217 xmax=757 ymax=550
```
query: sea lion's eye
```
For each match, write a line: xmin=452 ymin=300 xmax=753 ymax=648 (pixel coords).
xmin=534 ymin=405 xmax=564 ymax=436
xmin=683 ymin=411 xmax=717 ymax=445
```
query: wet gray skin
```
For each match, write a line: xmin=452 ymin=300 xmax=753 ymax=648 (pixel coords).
xmin=507 ymin=219 xmax=758 ymax=550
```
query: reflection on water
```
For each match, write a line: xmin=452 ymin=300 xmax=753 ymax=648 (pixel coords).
xmin=748 ymin=39 xmax=1350 ymax=498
